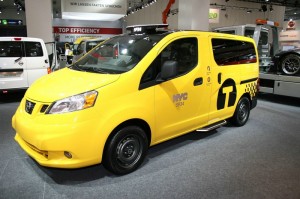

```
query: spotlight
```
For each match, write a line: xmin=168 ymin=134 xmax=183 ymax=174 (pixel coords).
xmin=247 ymin=10 xmax=252 ymax=13
xmin=261 ymin=4 xmax=267 ymax=12
xmin=270 ymin=5 xmax=273 ymax=12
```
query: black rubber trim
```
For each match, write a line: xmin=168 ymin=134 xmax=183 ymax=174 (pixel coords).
xmin=240 ymin=77 xmax=258 ymax=85
xmin=0 ymin=68 xmax=24 ymax=72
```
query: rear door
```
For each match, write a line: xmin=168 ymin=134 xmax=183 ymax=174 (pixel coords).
xmin=0 ymin=39 xmax=28 ymax=90
xmin=24 ymin=40 xmax=49 ymax=86
xmin=208 ymin=36 xmax=257 ymax=122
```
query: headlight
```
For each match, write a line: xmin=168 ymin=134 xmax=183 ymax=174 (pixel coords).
xmin=47 ymin=90 xmax=98 ymax=114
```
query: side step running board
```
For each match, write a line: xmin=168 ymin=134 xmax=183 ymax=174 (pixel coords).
xmin=196 ymin=120 xmax=227 ymax=132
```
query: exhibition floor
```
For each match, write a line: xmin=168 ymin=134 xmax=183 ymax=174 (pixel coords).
xmin=0 ymin=92 xmax=299 ymax=199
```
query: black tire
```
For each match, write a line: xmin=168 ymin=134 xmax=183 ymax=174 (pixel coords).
xmin=279 ymin=54 xmax=300 ymax=75
xmin=103 ymin=126 xmax=148 ymax=175
xmin=230 ymin=97 xmax=250 ymax=127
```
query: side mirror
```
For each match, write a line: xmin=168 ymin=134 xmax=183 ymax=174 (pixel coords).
xmin=157 ymin=60 xmax=178 ymax=82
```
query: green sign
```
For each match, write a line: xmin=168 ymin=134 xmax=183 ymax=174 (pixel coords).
xmin=209 ymin=12 xmax=218 ymax=19
xmin=2 ymin=19 xmax=7 ymax=25
xmin=209 ymin=8 xmax=220 ymax=23
xmin=0 ymin=19 xmax=23 ymax=25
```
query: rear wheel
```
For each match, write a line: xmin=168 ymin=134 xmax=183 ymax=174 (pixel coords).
xmin=279 ymin=54 xmax=300 ymax=75
xmin=230 ymin=97 xmax=250 ymax=127
xmin=103 ymin=126 xmax=148 ymax=175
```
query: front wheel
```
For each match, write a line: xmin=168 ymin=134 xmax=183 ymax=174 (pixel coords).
xmin=279 ymin=54 xmax=300 ymax=75
xmin=103 ymin=126 xmax=148 ymax=175
xmin=230 ymin=97 xmax=250 ymax=127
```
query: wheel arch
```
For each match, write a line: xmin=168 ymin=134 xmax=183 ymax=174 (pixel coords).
xmin=103 ymin=118 xmax=152 ymax=152
xmin=239 ymin=92 xmax=252 ymax=108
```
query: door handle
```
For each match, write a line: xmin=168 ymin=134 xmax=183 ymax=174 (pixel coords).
xmin=193 ymin=77 xmax=203 ymax=86
xmin=218 ymin=73 xmax=222 ymax=84
xmin=14 ymin=57 xmax=22 ymax=63
xmin=18 ymin=61 xmax=24 ymax=66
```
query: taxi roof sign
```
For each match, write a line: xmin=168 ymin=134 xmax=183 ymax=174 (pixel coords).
xmin=126 ymin=24 xmax=169 ymax=34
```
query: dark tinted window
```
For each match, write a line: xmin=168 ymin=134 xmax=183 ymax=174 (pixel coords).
xmin=25 ymin=42 xmax=43 ymax=57
xmin=217 ymin=30 xmax=236 ymax=35
xmin=86 ymin=40 xmax=103 ymax=52
xmin=0 ymin=41 xmax=22 ymax=57
xmin=140 ymin=37 xmax=198 ymax=87
xmin=245 ymin=27 xmax=268 ymax=45
xmin=212 ymin=38 xmax=257 ymax=66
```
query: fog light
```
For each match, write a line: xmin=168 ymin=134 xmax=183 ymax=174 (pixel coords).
xmin=64 ymin=151 xmax=72 ymax=159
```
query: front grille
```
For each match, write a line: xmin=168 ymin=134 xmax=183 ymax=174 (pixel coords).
xmin=25 ymin=100 xmax=36 ymax=114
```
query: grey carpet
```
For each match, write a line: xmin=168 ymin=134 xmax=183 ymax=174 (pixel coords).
xmin=0 ymin=93 xmax=299 ymax=199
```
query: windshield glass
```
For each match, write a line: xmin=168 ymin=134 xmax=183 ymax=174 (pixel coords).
xmin=69 ymin=34 xmax=166 ymax=74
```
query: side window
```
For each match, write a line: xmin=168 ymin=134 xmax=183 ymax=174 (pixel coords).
xmin=217 ymin=30 xmax=236 ymax=35
xmin=86 ymin=41 xmax=99 ymax=52
xmin=244 ymin=28 xmax=254 ymax=38
xmin=140 ymin=37 xmax=198 ymax=88
xmin=25 ymin=42 xmax=43 ymax=57
xmin=0 ymin=41 xmax=22 ymax=57
xmin=212 ymin=38 xmax=257 ymax=66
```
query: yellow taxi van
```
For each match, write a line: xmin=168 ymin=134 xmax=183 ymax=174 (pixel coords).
xmin=12 ymin=24 xmax=259 ymax=175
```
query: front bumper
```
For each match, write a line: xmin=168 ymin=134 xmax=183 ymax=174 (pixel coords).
xmin=12 ymin=99 xmax=105 ymax=168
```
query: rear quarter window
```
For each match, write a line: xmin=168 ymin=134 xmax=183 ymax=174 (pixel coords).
xmin=212 ymin=38 xmax=257 ymax=66
xmin=0 ymin=41 xmax=22 ymax=57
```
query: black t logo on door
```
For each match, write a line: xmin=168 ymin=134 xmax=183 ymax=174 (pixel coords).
xmin=217 ymin=79 xmax=237 ymax=110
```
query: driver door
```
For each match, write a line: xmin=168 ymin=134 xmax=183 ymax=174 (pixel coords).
xmin=142 ymin=36 xmax=211 ymax=142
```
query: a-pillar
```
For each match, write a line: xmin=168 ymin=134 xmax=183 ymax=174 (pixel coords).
xmin=178 ymin=0 xmax=209 ymax=31
xmin=25 ymin=0 xmax=53 ymax=42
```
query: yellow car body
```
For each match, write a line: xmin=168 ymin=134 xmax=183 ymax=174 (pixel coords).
xmin=12 ymin=25 xmax=259 ymax=174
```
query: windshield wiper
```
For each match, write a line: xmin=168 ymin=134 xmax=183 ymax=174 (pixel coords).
xmin=69 ymin=64 xmax=83 ymax=71
xmin=90 ymin=67 xmax=110 ymax=74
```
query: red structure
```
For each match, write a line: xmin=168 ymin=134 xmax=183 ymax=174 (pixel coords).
xmin=162 ymin=0 xmax=175 ymax=24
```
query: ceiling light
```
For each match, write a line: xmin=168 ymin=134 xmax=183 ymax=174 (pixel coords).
xmin=261 ymin=4 xmax=267 ymax=12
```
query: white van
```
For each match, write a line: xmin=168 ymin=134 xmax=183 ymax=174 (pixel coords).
xmin=0 ymin=37 xmax=50 ymax=93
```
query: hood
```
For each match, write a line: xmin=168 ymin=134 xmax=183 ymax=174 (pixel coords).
xmin=26 ymin=68 xmax=120 ymax=102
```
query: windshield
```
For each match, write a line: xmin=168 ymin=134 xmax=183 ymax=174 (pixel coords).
xmin=69 ymin=34 xmax=166 ymax=74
